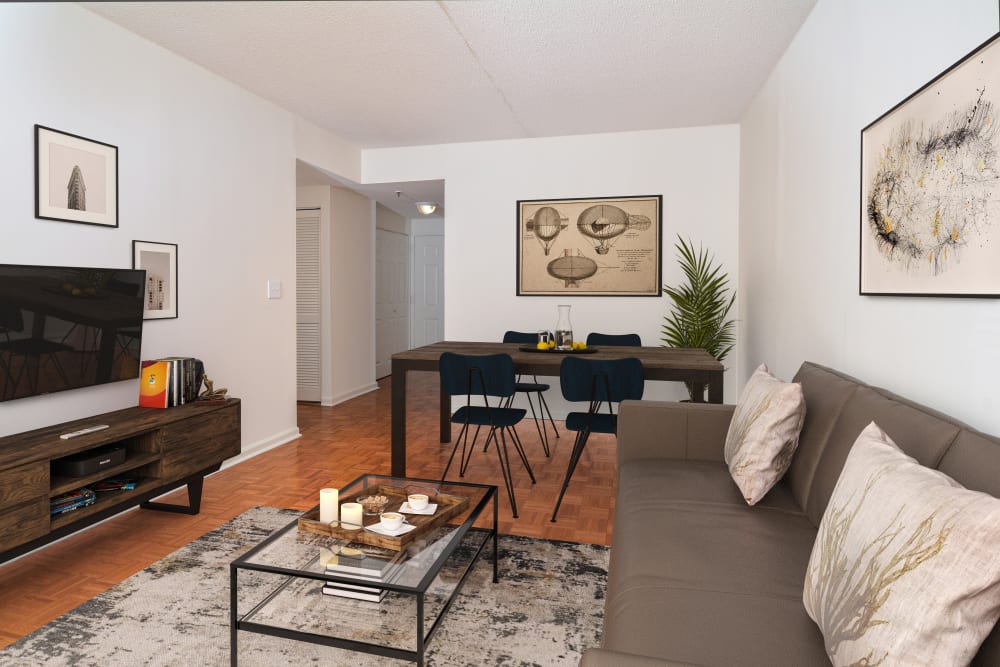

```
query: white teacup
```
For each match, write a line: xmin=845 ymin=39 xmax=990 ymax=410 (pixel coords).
xmin=408 ymin=494 xmax=429 ymax=510
xmin=379 ymin=512 xmax=404 ymax=530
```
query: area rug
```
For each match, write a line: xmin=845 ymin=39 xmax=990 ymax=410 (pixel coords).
xmin=1 ymin=507 xmax=608 ymax=666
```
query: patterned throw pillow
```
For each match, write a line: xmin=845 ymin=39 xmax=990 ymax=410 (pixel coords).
xmin=724 ymin=363 xmax=805 ymax=505
xmin=803 ymin=422 xmax=1000 ymax=666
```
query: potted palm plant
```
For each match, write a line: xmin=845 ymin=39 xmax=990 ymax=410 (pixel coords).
xmin=661 ymin=235 xmax=736 ymax=400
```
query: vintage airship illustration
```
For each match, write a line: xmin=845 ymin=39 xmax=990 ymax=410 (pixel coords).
xmin=577 ymin=204 xmax=652 ymax=255
xmin=525 ymin=206 xmax=569 ymax=255
xmin=547 ymin=249 xmax=598 ymax=287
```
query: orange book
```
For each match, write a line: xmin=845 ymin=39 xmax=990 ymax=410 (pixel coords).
xmin=139 ymin=360 xmax=170 ymax=408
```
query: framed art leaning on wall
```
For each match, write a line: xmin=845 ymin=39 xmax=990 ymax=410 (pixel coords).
xmin=35 ymin=125 xmax=119 ymax=228
xmin=517 ymin=194 xmax=662 ymax=296
xmin=133 ymin=240 xmax=178 ymax=319
xmin=860 ymin=32 xmax=1000 ymax=297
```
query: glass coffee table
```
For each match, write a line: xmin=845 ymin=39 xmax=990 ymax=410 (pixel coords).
xmin=230 ymin=474 xmax=497 ymax=666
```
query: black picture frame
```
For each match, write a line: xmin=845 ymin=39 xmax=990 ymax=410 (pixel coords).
xmin=35 ymin=125 xmax=119 ymax=228
xmin=132 ymin=240 xmax=178 ymax=320
xmin=860 ymin=32 xmax=1000 ymax=298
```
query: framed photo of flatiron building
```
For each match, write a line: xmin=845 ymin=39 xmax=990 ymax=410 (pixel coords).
xmin=35 ymin=125 xmax=119 ymax=228
xmin=516 ymin=194 xmax=662 ymax=296
xmin=133 ymin=240 xmax=178 ymax=320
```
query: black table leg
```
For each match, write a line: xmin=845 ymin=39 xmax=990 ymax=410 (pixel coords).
xmin=391 ymin=361 xmax=407 ymax=477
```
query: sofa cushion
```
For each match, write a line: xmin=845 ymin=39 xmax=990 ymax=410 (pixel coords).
xmin=804 ymin=386 xmax=960 ymax=526
xmin=803 ymin=422 xmax=1000 ymax=666
xmin=724 ymin=364 xmax=805 ymax=505
xmin=606 ymin=459 xmax=827 ymax=665
xmin=786 ymin=363 xmax=859 ymax=517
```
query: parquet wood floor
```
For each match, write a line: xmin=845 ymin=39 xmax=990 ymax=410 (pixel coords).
xmin=0 ymin=372 xmax=617 ymax=648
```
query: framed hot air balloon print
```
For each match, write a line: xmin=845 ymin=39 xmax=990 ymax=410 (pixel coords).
xmin=517 ymin=195 xmax=662 ymax=296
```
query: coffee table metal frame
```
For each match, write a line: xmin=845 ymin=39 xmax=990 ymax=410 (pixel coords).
xmin=229 ymin=474 xmax=498 ymax=666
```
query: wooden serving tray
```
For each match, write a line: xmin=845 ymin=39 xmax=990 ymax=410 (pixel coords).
xmin=297 ymin=484 xmax=470 ymax=551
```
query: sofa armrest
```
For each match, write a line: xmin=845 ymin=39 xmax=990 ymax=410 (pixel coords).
xmin=580 ymin=647 xmax=704 ymax=667
xmin=616 ymin=400 xmax=736 ymax=465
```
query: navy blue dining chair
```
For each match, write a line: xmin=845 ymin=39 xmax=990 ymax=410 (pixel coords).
xmin=502 ymin=330 xmax=559 ymax=456
xmin=551 ymin=356 xmax=644 ymax=522
xmin=438 ymin=352 xmax=536 ymax=518
xmin=585 ymin=332 xmax=642 ymax=347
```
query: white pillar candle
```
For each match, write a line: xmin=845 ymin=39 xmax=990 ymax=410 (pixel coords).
xmin=319 ymin=488 xmax=339 ymax=524
xmin=340 ymin=502 xmax=363 ymax=530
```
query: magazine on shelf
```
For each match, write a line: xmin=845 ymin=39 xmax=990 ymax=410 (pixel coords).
xmin=321 ymin=583 xmax=387 ymax=603
xmin=324 ymin=542 xmax=407 ymax=580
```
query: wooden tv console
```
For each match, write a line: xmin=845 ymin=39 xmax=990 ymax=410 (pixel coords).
xmin=0 ymin=398 xmax=240 ymax=563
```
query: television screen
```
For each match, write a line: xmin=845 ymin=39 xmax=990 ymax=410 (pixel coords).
xmin=0 ymin=264 xmax=146 ymax=402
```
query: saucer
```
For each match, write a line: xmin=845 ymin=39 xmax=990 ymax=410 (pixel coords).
xmin=364 ymin=522 xmax=417 ymax=537
xmin=398 ymin=502 xmax=438 ymax=515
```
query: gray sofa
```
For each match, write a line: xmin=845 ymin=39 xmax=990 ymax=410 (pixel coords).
xmin=582 ymin=361 xmax=1000 ymax=666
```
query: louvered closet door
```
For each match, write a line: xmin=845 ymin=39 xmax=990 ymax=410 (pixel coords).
xmin=296 ymin=209 xmax=321 ymax=402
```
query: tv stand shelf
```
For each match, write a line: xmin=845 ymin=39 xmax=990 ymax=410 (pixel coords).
xmin=0 ymin=398 xmax=240 ymax=564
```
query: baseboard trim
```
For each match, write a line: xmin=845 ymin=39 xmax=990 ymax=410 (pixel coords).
xmin=222 ymin=427 xmax=302 ymax=470
xmin=321 ymin=383 xmax=379 ymax=407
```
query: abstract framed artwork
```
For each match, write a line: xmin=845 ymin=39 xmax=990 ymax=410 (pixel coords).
xmin=35 ymin=125 xmax=118 ymax=228
xmin=517 ymin=194 xmax=662 ymax=296
xmin=133 ymin=241 xmax=178 ymax=320
xmin=861 ymin=32 xmax=1000 ymax=297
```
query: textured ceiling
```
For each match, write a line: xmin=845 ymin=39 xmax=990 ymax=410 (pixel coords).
xmin=83 ymin=0 xmax=816 ymax=149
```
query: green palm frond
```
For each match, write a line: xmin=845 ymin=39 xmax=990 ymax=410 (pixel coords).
xmin=661 ymin=235 xmax=737 ymax=367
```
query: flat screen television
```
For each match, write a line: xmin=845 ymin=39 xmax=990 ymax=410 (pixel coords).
xmin=0 ymin=264 xmax=146 ymax=402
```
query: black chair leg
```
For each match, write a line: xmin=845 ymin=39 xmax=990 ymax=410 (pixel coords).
xmin=506 ymin=426 xmax=536 ymax=483
xmin=524 ymin=393 xmax=549 ymax=456
xmin=551 ymin=429 xmax=590 ymax=522
xmin=537 ymin=391 xmax=559 ymax=445
xmin=495 ymin=427 xmax=519 ymax=518
xmin=440 ymin=422 xmax=470 ymax=483
xmin=460 ymin=424 xmax=484 ymax=476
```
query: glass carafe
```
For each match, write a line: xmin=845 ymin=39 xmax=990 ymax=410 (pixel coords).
xmin=554 ymin=305 xmax=573 ymax=349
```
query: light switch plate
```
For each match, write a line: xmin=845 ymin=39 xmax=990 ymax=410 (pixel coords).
xmin=267 ymin=280 xmax=282 ymax=299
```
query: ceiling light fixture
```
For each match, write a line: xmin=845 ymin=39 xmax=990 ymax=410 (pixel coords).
xmin=395 ymin=190 xmax=439 ymax=216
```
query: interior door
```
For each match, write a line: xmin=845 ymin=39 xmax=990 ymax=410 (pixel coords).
xmin=296 ymin=209 xmax=321 ymax=402
xmin=375 ymin=228 xmax=410 ymax=379
xmin=412 ymin=234 xmax=444 ymax=348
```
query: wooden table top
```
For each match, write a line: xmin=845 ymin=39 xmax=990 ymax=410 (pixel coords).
xmin=392 ymin=341 xmax=723 ymax=377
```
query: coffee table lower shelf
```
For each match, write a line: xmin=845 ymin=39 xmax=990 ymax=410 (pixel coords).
xmin=229 ymin=475 xmax=498 ymax=667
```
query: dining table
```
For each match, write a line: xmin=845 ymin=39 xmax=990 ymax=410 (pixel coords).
xmin=389 ymin=340 xmax=724 ymax=477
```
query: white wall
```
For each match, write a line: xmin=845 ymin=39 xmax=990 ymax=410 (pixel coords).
xmin=740 ymin=0 xmax=1000 ymax=432
xmin=327 ymin=187 xmax=378 ymax=404
xmin=0 ymin=4 xmax=301 ymax=455
xmin=364 ymin=126 xmax=742 ymax=403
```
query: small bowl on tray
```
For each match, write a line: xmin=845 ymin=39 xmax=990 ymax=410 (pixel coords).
xmin=357 ymin=494 xmax=390 ymax=516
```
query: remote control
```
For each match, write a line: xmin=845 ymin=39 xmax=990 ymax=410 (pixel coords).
xmin=59 ymin=424 xmax=110 ymax=439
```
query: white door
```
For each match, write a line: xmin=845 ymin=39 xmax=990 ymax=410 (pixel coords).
xmin=412 ymin=234 xmax=445 ymax=347
xmin=296 ymin=209 xmax=321 ymax=402
xmin=375 ymin=228 xmax=410 ymax=379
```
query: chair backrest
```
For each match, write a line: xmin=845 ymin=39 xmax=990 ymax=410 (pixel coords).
xmin=585 ymin=332 xmax=641 ymax=347
xmin=439 ymin=352 xmax=517 ymax=399
xmin=502 ymin=330 xmax=538 ymax=345
xmin=559 ymin=356 xmax=644 ymax=403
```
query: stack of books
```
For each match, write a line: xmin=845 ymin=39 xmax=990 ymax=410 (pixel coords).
xmin=322 ymin=543 xmax=406 ymax=603
xmin=138 ymin=357 xmax=204 ymax=408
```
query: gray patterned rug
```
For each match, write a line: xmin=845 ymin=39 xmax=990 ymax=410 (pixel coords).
xmin=1 ymin=507 xmax=608 ymax=666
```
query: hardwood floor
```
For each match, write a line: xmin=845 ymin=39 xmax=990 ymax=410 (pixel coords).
xmin=0 ymin=371 xmax=617 ymax=648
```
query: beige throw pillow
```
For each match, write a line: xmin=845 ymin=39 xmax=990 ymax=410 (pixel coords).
xmin=803 ymin=422 xmax=1000 ymax=666
xmin=724 ymin=363 xmax=805 ymax=505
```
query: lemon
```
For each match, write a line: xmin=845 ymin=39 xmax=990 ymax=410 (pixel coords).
xmin=547 ymin=339 xmax=556 ymax=349
xmin=536 ymin=342 xmax=548 ymax=350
